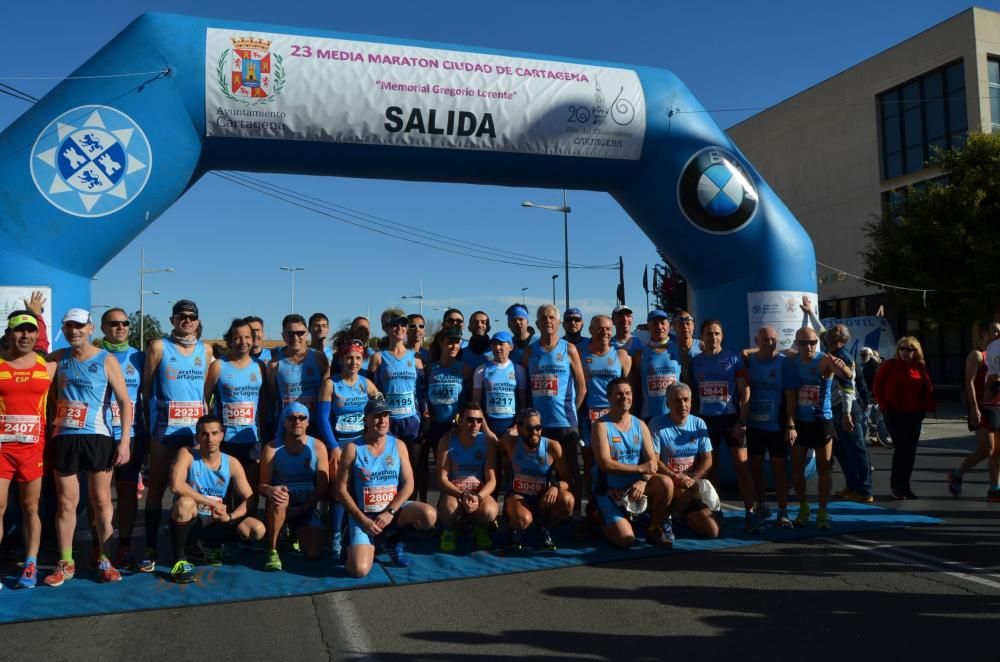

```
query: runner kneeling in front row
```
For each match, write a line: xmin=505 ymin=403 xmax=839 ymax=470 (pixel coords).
xmin=591 ymin=378 xmax=675 ymax=548
xmin=436 ymin=402 xmax=499 ymax=552
xmin=338 ymin=395 xmax=437 ymax=578
xmin=259 ymin=402 xmax=331 ymax=571
xmin=501 ymin=408 xmax=575 ymax=551
xmin=167 ymin=415 xmax=265 ymax=583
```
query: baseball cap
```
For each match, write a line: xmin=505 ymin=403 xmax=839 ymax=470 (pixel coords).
xmin=612 ymin=304 xmax=633 ymax=316
xmin=506 ymin=304 xmax=529 ymax=321
xmin=563 ymin=307 xmax=583 ymax=321
xmin=491 ymin=330 xmax=514 ymax=345
xmin=364 ymin=394 xmax=391 ymax=417
xmin=7 ymin=312 xmax=38 ymax=331
xmin=441 ymin=327 xmax=463 ymax=341
xmin=172 ymin=299 xmax=199 ymax=317
xmin=647 ymin=309 xmax=669 ymax=322
xmin=62 ymin=308 xmax=91 ymax=325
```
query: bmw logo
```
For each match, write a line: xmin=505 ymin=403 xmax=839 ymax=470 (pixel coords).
xmin=30 ymin=105 xmax=151 ymax=218
xmin=677 ymin=147 xmax=758 ymax=234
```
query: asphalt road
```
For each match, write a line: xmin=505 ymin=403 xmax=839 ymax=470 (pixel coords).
xmin=4 ymin=413 xmax=998 ymax=661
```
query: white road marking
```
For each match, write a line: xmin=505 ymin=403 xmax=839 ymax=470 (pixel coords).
xmin=323 ymin=590 xmax=374 ymax=660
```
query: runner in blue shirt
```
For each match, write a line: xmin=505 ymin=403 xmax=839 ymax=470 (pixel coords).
xmin=649 ymin=383 xmax=721 ymax=540
xmin=422 ymin=327 xmax=466 ymax=501
xmin=308 ymin=312 xmax=335 ymax=362
xmin=610 ymin=304 xmax=643 ymax=354
xmin=629 ymin=310 xmax=682 ymax=420
xmin=505 ymin=304 xmax=535 ymax=364
xmin=561 ymin=307 xmax=589 ymax=349
xmin=473 ymin=331 xmax=528 ymax=435
xmin=672 ymin=310 xmax=702 ymax=386
xmin=406 ymin=314 xmax=430 ymax=366
xmin=336 ymin=396 xmax=437 ymax=578
xmin=462 ymin=311 xmax=493 ymax=376
xmin=267 ymin=314 xmax=330 ymax=440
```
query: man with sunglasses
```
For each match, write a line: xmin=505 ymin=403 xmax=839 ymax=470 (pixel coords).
xmin=436 ymin=402 xmax=499 ymax=552
xmin=0 ymin=310 xmax=57 ymax=589
xmin=784 ymin=327 xmax=846 ymax=529
xmin=561 ymin=308 xmax=589 ymax=348
xmin=441 ymin=308 xmax=468 ymax=349
xmin=501 ymin=408 xmax=575 ymax=551
xmin=46 ymin=308 xmax=134 ymax=586
xmin=406 ymin=313 xmax=429 ymax=365
xmin=267 ymin=314 xmax=329 ymax=440
xmin=140 ymin=299 xmax=213 ymax=574
xmin=99 ymin=308 xmax=146 ymax=569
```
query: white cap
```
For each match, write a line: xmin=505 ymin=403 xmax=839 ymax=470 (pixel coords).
xmin=62 ymin=308 xmax=91 ymax=325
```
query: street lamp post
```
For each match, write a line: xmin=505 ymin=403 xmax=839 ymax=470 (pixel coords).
xmin=522 ymin=190 xmax=571 ymax=310
xmin=520 ymin=287 xmax=528 ymax=306
xmin=279 ymin=266 xmax=305 ymax=313
xmin=401 ymin=280 xmax=424 ymax=316
xmin=551 ymin=274 xmax=559 ymax=306
xmin=139 ymin=247 xmax=174 ymax=350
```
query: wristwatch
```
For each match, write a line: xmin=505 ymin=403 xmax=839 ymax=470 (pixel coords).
xmin=385 ymin=506 xmax=398 ymax=516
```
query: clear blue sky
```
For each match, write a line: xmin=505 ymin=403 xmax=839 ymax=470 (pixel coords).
xmin=2 ymin=0 xmax=993 ymax=339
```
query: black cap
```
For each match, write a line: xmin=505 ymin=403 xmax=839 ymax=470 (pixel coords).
xmin=172 ymin=299 xmax=198 ymax=317
xmin=441 ymin=327 xmax=463 ymax=341
xmin=364 ymin=394 xmax=391 ymax=417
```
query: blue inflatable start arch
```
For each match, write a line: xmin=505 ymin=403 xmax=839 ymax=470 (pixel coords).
xmin=0 ymin=12 xmax=817 ymax=351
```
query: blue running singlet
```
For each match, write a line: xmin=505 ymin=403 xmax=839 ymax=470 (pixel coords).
xmin=272 ymin=437 xmax=320 ymax=505
xmin=107 ymin=346 xmax=143 ymax=441
xmin=376 ymin=350 xmax=418 ymax=420
xmin=445 ymin=431 xmax=488 ymax=493
xmin=476 ymin=360 xmax=524 ymax=427
xmin=746 ymin=353 xmax=787 ymax=432
xmin=330 ymin=375 xmax=371 ymax=445
xmin=594 ymin=416 xmax=645 ymax=493
xmin=528 ymin=339 xmax=576 ymax=428
xmin=650 ymin=414 xmax=712 ymax=476
xmin=351 ymin=436 xmax=402 ymax=514
xmin=187 ymin=452 xmax=232 ymax=517
xmin=638 ymin=343 xmax=682 ymax=419
xmin=581 ymin=346 xmax=623 ymax=422
xmin=153 ymin=339 xmax=208 ymax=442
xmin=215 ymin=358 xmax=263 ymax=444
xmin=54 ymin=351 xmax=111 ymax=437
xmin=275 ymin=349 xmax=324 ymax=418
xmin=690 ymin=349 xmax=743 ymax=417
xmin=508 ymin=436 xmax=553 ymax=499
xmin=787 ymin=353 xmax=833 ymax=422
xmin=427 ymin=361 xmax=464 ymax=424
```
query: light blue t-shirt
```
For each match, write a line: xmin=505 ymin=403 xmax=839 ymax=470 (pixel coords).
xmin=649 ymin=414 xmax=712 ymax=476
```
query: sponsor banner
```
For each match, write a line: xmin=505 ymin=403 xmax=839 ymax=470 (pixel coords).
xmin=0 ymin=286 xmax=53 ymax=334
xmin=747 ymin=290 xmax=817 ymax=352
xmin=820 ymin=316 xmax=896 ymax=363
xmin=205 ymin=28 xmax=646 ymax=160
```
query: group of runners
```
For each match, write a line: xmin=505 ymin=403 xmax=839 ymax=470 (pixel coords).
xmin=0 ymin=293 xmax=891 ymax=588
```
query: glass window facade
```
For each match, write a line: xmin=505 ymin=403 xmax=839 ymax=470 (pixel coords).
xmin=989 ymin=58 xmax=1000 ymax=133
xmin=878 ymin=61 xmax=967 ymax=180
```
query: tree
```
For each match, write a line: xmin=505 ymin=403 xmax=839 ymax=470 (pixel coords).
xmin=128 ymin=310 xmax=163 ymax=350
xmin=863 ymin=132 xmax=1000 ymax=322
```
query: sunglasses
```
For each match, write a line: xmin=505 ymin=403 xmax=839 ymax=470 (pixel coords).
xmin=106 ymin=320 xmax=130 ymax=328
xmin=408 ymin=323 xmax=425 ymax=329
xmin=465 ymin=417 xmax=484 ymax=424
xmin=523 ymin=424 xmax=544 ymax=432
xmin=285 ymin=414 xmax=308 ymax=422
xmin=286 ymin=330 xmax=307 ymax=337
xmin=797 ymin=340 xmax=819 ymax=346
xmin=389 ymin=321 xmax=408 ymax=328
xmin=175 ymin=314 xmax=198 ymax=322
xmin=446 ymin=318 xmax=464 ymax=325
xmin=675 ymin=317 xmax=694 ymax=323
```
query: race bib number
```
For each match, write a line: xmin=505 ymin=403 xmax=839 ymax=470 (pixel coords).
xmin=749 ymin=400 xmax=776 ymax=423
xmin=109 ymin=399 xmax=135 ymax=428
xmin=798 ymin=385 xmax=819 ymax=408
xmin=668 ymin=456 xmax=695 ymax=475
xmin=453 ymin=475 xmax=482 ymax=493
xmin=429 ymin=386 xmax=459 ymax=406
xmin=196 ymin=494 xmax=223 ymax=518
xmin=223 ymin=401 xmax=256 ymax=427
xmin=287 ymin=481 xmax=313 ymax=505
xmin=0 ymin=414 xmax=41 ymax=444
xmin=55 ymin=400 xmax=88 ymax=429
xmin=168 ymin=401 xmax=203 ymax=428
xmin=588 ymin=407 xmax=610 ymax=423
xmin=363 ymin=485 xmax=397 ymax=513
xmin=512 ymin=473 xmax=545 ymax=496
xmin=699 ymin=381 xmax=729 ymax=405
xmin=386 ymin=392 xmax=415 ymax=417
xmin=647 ymin=373 xmax=675 ymax=397
xmin=335 ymin=412 xmax=364 ymax=434
xmin=531 ymin=373 xmax=558 ymax=398
xmin=487 ymin=392 xmax=515 ymax=417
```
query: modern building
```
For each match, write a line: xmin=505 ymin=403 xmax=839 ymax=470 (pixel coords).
xmin=727 ymin=6 xmax=1000 ymax=391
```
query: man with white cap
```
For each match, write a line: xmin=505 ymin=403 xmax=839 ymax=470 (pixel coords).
xmin=45 ymin=308 xmax=134 ymax=586
xmin=0 ymin=309 xmax=57 ymax=589
xmin=610 ymin=304 xmax=642 ymax=354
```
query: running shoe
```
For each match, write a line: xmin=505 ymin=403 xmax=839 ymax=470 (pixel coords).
xmin=116 ymin=546 xmax=137 ymax=571
xmin=540 ymin=528 xmax=557 ymax=551
xmin=97 ymin=558 xmax=122 ymax=583
xmin=264 ymin=549 xmax=283 ymax=571
xmin=138 ymin=548 xmax=157 ymax=573
xmin=16 ymin=562 xmax=37 ymax=589
xmin=204 ymin=546 xmax=224 ymax=567
xmin=473 ymin=525 xmax=492 ymax=550
xmin=946 ymin=470 xmax=962 ymax=498
xmin=849 ymin=492 xmax=875 ymax=504
xmin=756 ymin=501 xmax=772 ymax=520
xmin=136 ymin=474 xmax=145 ymax=500
xmin=647 ymin=518 xmax=674 ymax=548
xmin=439 ymin=527 xmax=457 ymax=553
xmin=43 ymin=560 xmax=76 ymax=587
xmin=892 ymin=488 xmax=918 ymax=500
xmin=816 ymin=510 xmax=832 ymax=530
xmin=794 ymin=504 xmax=811 ymax=528
xmin=170 ymin=560 xmax=196 ymax=584
xmin=744 ymin=511 xmax=761 ymax=534
xmin=987 ymin=487 xmax=1000 ymax=503
xmin=776 ymin=509 xmax=793 ymax=529
xmin=508 ymin=528 xmax=524 ymax=552
xmin=384 ymin=542 xmax=412 ymax=568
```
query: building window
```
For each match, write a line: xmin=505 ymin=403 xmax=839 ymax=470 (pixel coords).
xmin=989 ymin=58 xmax=1000 ymax=133
xmin=878 ymin=60 xmax=967 ymax=180
xmin=880 ymin=176 xmax=947 ymax=223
